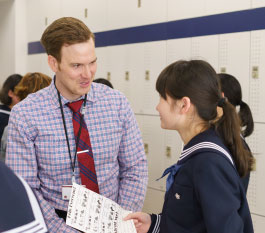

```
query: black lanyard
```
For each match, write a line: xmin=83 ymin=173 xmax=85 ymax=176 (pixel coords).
xmin=55 ymin=79 xmax=87 ymax=183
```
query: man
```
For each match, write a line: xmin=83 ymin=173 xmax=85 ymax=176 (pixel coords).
xmin=6 ymin=17 xmax=148 ymax=232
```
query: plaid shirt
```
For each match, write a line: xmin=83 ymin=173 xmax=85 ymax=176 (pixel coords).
xmin=6 ymin=80 xmax=148 ymax=233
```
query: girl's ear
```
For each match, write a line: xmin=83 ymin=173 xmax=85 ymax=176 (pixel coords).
xmin=179 ymin=97 xmax=191 ymax=114
xmin=8 ymin=90 xmax=15 ymax=98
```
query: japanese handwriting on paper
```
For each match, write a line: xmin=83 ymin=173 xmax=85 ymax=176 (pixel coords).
xmin=66 ymin=183 xmax=137 ymax=233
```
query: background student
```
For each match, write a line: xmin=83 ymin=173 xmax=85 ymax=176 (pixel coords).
xmin=218 ymin=73 xmax=254 ymax=192
xmin=0 ymin=73 xmax=22 ymax=152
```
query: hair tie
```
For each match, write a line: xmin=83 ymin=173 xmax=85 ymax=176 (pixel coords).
xmin=217 ymin=97 xmax=226 ymax=107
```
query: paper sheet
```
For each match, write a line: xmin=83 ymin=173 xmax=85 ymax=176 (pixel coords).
xmin=66 ymin=183 xmax=137 ymax=233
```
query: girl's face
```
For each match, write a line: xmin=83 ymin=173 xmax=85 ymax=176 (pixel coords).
xmin=156 ymin=95 xmax=182 ymax=130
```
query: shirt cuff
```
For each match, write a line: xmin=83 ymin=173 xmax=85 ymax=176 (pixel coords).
xmin=147 ymin=214 xmax=161 ymax=233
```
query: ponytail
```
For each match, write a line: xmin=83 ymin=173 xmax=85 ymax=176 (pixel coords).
xmin=216 ymin=100 xmax=254 ymax=177
xmin=239 ymin=101 xmax=254 ymax=137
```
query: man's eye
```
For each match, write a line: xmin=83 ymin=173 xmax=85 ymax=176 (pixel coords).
xmin=73 ymin=64 xmax=80 ymax=68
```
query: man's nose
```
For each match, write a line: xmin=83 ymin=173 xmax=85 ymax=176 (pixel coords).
xmin=82 ymin=65 xmax=92 ymax=78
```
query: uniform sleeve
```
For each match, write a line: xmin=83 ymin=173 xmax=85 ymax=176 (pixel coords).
xmin=193 ymin=154 xmax=245 ymax=233
xmin=117 ymin=96 xmax=148 ymax=211
xmin=147 ymin=214 xmax=161 ymax=233
xmin=5 ymin=107 xmax=80 ymax=233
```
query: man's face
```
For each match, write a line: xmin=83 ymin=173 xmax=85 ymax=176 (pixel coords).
xmin=50 ymin=38 xmax=97 ymax=101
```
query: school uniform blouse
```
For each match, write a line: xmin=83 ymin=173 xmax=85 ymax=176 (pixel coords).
xmin=148 ymin=128 xmax=254 ymax=233
xmin=0 ymin=104 xmax=10 ymax=145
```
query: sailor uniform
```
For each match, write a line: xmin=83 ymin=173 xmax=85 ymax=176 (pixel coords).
xmin=0 ymin=161 xmax=47 ymax=233
xmin=148 ymin=128 xmax=253 ymax=233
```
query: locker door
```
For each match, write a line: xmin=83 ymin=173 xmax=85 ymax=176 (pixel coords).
xmin=205 ymin=0 xmax=251 ymax=15
xmin=142 ymin=188 xmax=165 ymax=213
xmin=251 ymin=214 xmax=265 ymax=233
xmin=140 ymin=41 xmax=167 ymax=115
xmin=62 ymin=0 xmax=108 ymax=32
xmin=249 ymin=30 xmax=265 ymax=123
xmin=27 ymin=0 xmax=62 ymax=42
xmin=251 ymin=0 xmax=265 ymax=8
xmin=191 ymin=35 xmax=219 ymax=70
xmin=107 ymin=0 xmax=167 ymax=30
xmin=247 ymin=123 xmax=265 ymax=215
xmin=105 ymin=45 xmax=128 ymax=95
xmin=127 ymin=43 xmax=145 ymax=114
xmin=166 ymin=38 xmax=192 ymax=65
xmin=142 ymin=115 xmax=165 ymax=191
xmin=95 ymin=47 xmax=108 ymax=80
xmin=162 ymin=131 xmax=183 ymax=191
xmin=218 ymin=32 xmax=250 ymax=103
xmin=168 ymin=0 xmax=206 ymax=21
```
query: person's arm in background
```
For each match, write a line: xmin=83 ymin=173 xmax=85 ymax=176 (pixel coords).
xmin=117 ymin=96 xmax=148 ymax=211
xmin=0 ymin=126 xmax=8 ymax=162
xmin=5 ymin=107 xmax=80 ymax=233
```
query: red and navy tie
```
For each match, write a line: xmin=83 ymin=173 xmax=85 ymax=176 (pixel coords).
xmin=67 ymin=100 xmax=99 ymax=193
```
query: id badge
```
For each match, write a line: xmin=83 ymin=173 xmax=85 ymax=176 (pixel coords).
xmin=62 ymin=185 xmax=73 ymax=200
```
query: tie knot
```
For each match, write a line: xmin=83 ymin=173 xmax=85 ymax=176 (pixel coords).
xmin=67 ymin=99 xmax=84 ymax=113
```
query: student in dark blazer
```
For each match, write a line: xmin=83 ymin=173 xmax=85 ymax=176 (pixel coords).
xmin=0 ymin=161 xmax=47 ymax=232
xmin=218 ymin=73 xmax=254 ymax=192
xmin=125 ymin=60 xmax=254 ymax=233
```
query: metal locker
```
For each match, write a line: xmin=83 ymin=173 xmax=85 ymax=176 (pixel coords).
xmin=166 ymin=38 xmax=192 ymax=65
xmin=247 ymin=123 xmax=265 ymax=215
xmin=191 ymin=35 xmax=219 ymax=70
xmin=142 ymin=115 xmax=166 ymax=191
xmin=249 ymin=30 xmax=265 ymax=123
xmin=218 ymin=32 xmax=251 ymax=103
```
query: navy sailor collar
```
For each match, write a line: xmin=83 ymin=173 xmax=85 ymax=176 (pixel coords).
xmin=178 ymin=128 xmax=234 ymax=167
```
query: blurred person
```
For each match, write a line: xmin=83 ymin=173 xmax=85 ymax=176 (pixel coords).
xmin=218 ymin=73 xmax=254 ymax=192
xmin=125 ymin=60 xmax=254 ymax=233
xmin=0 ymin=74 xmax=22 ymax=146
xmin=0 ymin=72 xmax=51 ymax=161
xmin=93 ymin=78 xmax=114 ymax=88
xmin=0 ymin=161 xmax=48 ymax=232
xmin=6 ymin=17 xmax=147 ymax=232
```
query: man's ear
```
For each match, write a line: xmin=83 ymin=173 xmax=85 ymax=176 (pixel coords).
xmin=180 ymin=97 xmax=191 ymax=114
xmin=48 ymin=55 xmax=59 ymax=72
xmin=221 ymin=92 xmax=225 ymax=97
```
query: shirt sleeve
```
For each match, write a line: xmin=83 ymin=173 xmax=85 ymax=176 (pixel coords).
xmin=193 ymin=154 xmax=245 ymax=233
xmin=5 ymin=107 xmax=80 ymax=233
xmin=117 ymin=96 xmax=148 ymax=211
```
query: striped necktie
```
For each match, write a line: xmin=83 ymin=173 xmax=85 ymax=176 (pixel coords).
xmin=67 ymin=100 xmax=99 ymax=193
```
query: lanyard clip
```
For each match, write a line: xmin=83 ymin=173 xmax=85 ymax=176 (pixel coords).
xmin=72 ymin=173 xmax=76 ymax=184
xmin=80 ymin=105 xmax=86 ymax=115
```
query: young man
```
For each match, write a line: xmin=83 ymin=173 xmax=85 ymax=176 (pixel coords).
xmin=6 ymin=17 xmax=148 ymax=232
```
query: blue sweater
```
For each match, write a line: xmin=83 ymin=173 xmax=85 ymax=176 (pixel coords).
xmin=148 ymin=128 xmax=253 ymax=233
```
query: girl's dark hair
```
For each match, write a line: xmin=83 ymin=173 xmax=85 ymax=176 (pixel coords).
xmin=218 ymin=73 xmax=254 ymax=137
xmin=156 ymin=60 xmax=254 ymax=177
xmin=0 ymin=74 xmax=22 ymax=105
xmin=93 ymin=78 xmax=113 ymax=88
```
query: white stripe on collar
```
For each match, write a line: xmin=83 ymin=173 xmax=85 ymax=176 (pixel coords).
xmin=0 ymin=109 xmax=10 ymax=115
xmin=179 ymin=141 xmax=234 ymax=166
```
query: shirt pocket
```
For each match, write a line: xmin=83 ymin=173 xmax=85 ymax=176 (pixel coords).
xmin=166 ymin=183 xmax=195 ymax=225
